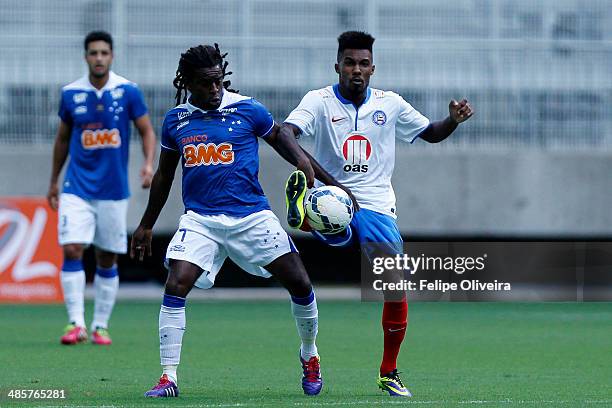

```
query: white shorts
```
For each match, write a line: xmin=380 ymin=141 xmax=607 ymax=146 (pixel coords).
xmin=58 ymin=193 xmax=128 ymax=254
xmin=165 ymin=210 xmax=297 ymax=289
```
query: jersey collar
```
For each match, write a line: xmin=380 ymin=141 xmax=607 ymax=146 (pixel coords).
xmin=332 ymin=83 xmax=371 ymax=108
xmin=86 ymin=71 xmax=123 ymax=98
xmin=186 ymin=90 xmax=230 ymax=114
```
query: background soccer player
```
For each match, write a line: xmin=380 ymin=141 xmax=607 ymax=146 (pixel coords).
xmin=47 ymin=31 xmax=157 ymax=345
xmin=281 ymin=31 xmax=473 ymax=397
xmin=131 ymin=44 xmax=323 ymax=397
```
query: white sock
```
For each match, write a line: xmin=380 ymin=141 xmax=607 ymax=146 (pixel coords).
xmin=60 ymin=269 xmax=86 ymax=328
xmin=162 ymin=365 xmax=178 ymax=384
xmin=291 ymin=293 xmax=319 ymax=360
xmin=159 ymin=295 xmax=186 ymax=384
xmin=91 ymin=265 xmax=119 ymax=331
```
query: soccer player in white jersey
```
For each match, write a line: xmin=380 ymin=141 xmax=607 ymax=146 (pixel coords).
xmin=131 ymin=44 xmax=323 ymax=397
xmin=281 ymin=31 xmax=473 ymax=397
xmin=47 ymin=31 xmax=156 ymax=346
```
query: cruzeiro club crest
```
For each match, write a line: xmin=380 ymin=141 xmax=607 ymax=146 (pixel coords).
xmin=372 ymin=110 xmax=387 ymax=126
xmin=342 ymin=134 xmax=371 ymax=173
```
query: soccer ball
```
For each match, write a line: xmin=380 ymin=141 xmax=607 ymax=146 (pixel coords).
xmin=304 ymin=186 xmax=354 ymax=234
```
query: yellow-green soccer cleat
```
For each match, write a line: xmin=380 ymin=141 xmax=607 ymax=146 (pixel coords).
xmin=285 ymin=170 xmax=308 ymax=229
xmin=377 ymin=369 xmax=413 ymax=397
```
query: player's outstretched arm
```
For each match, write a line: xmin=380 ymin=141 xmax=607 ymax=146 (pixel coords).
xmin=131 ymin=148 xmax=180 ymax=261
xmin=419 ymin=99 xmax=474 ymax=143
xmin=279 ymin=123 xmax=360 ymax=211
xmin=265 ymin=123 xmax=315 ymax=187
xmin=134 ymin=114 xmax=157 ymax=189
xmin=47 ymin=120 xmax=71 ymax=210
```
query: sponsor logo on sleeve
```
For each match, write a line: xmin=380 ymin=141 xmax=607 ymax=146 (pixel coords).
xmin=178 ymin=111 xmax=191 ymax=120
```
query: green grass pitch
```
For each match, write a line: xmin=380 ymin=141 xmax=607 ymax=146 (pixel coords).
xmin=1 ymin=301 xmax=611 ymax=407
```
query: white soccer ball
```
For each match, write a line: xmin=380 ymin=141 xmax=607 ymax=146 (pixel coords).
xmin=304 ymin=186 xmax=354 ymax=234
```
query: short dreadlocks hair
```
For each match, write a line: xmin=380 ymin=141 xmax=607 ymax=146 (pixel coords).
xmin=173 ymin=43 xmax=235 ymax=105
xmin=337 ymin=31 xmax=375 ymax=61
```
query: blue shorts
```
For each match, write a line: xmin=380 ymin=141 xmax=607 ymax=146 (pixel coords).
xmin=312 ymin=208 xmax=403 ymax=259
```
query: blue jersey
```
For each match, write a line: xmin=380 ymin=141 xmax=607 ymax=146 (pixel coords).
xmin=161 ymin=91 xmax=274 ymax=217
xmin=58 ymin=71 xmax=148 ymax=200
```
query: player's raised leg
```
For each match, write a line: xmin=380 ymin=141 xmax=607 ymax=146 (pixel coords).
xmin=144 ymin=260 xmax=202 ymax=398
xmin=264 ymin=253 xmax=323 ymax=396
xmin=59 ymin=244 xmax=88 ymax=345
xmin=90 ymin=249 xmax=119 ymax=345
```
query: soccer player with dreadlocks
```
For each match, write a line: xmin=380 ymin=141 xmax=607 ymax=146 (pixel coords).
xmin=282 ymin=31 xmax=473 ymax=397
xmin=131 ymin=44 xmax=323 ymax=397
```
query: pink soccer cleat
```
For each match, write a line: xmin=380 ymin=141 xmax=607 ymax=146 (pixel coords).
xmin=91 ymin=327 xmax=112 ymax=345
xmin=301 ymin=355 xmax=323 ymax=395
xmin=60 ymin=324 xmax=88 ymax=345
xmin=144 ymin=374 xmax=179 ymax=398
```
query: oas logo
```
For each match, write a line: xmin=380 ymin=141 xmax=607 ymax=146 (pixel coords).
xmin=372 ymin=110 xmax=387 ymax=126
xmin=342 ymin=134 xmax=371 ymax=173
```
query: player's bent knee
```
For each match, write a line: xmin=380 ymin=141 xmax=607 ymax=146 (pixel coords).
xmin=293 ymin=280 xmax=313 ymax=298
xmin=283 ymin=279 xmax=312 ymax=299
xmin=286 ymin=272 xmax=312 ymax=298
xmin=165 ymin=261 xmax=202 ymax=297
xmin=164 ymin=279 xmax=192 ymax=298
xmin=265 ymin=253 xmax=313 ymax=298
xmin=165 ymin=272 xmax=196 ymax=297
xmin=96 ymin=250 xmax=118 ymax=268
xmin=63 ymin=244 xmax=84 ymax=260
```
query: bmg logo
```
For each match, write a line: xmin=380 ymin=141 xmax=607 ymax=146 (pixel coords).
xmin=183 ymin=143 xmax=235 ymax=167
xmin=81 ymin=129 xmax=121 ymax=149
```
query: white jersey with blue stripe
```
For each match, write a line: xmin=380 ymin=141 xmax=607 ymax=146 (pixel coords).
xmin=161 ymin=91 xmax=275 ymax=218
xmin=58 ymin=71 xmax=148 ymax=200
xmin=285 ymin=84 xmax=430 ymax=218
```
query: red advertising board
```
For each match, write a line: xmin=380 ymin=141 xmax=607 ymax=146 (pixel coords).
xmin=0 ymin=197 xmax=63 ymax=303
